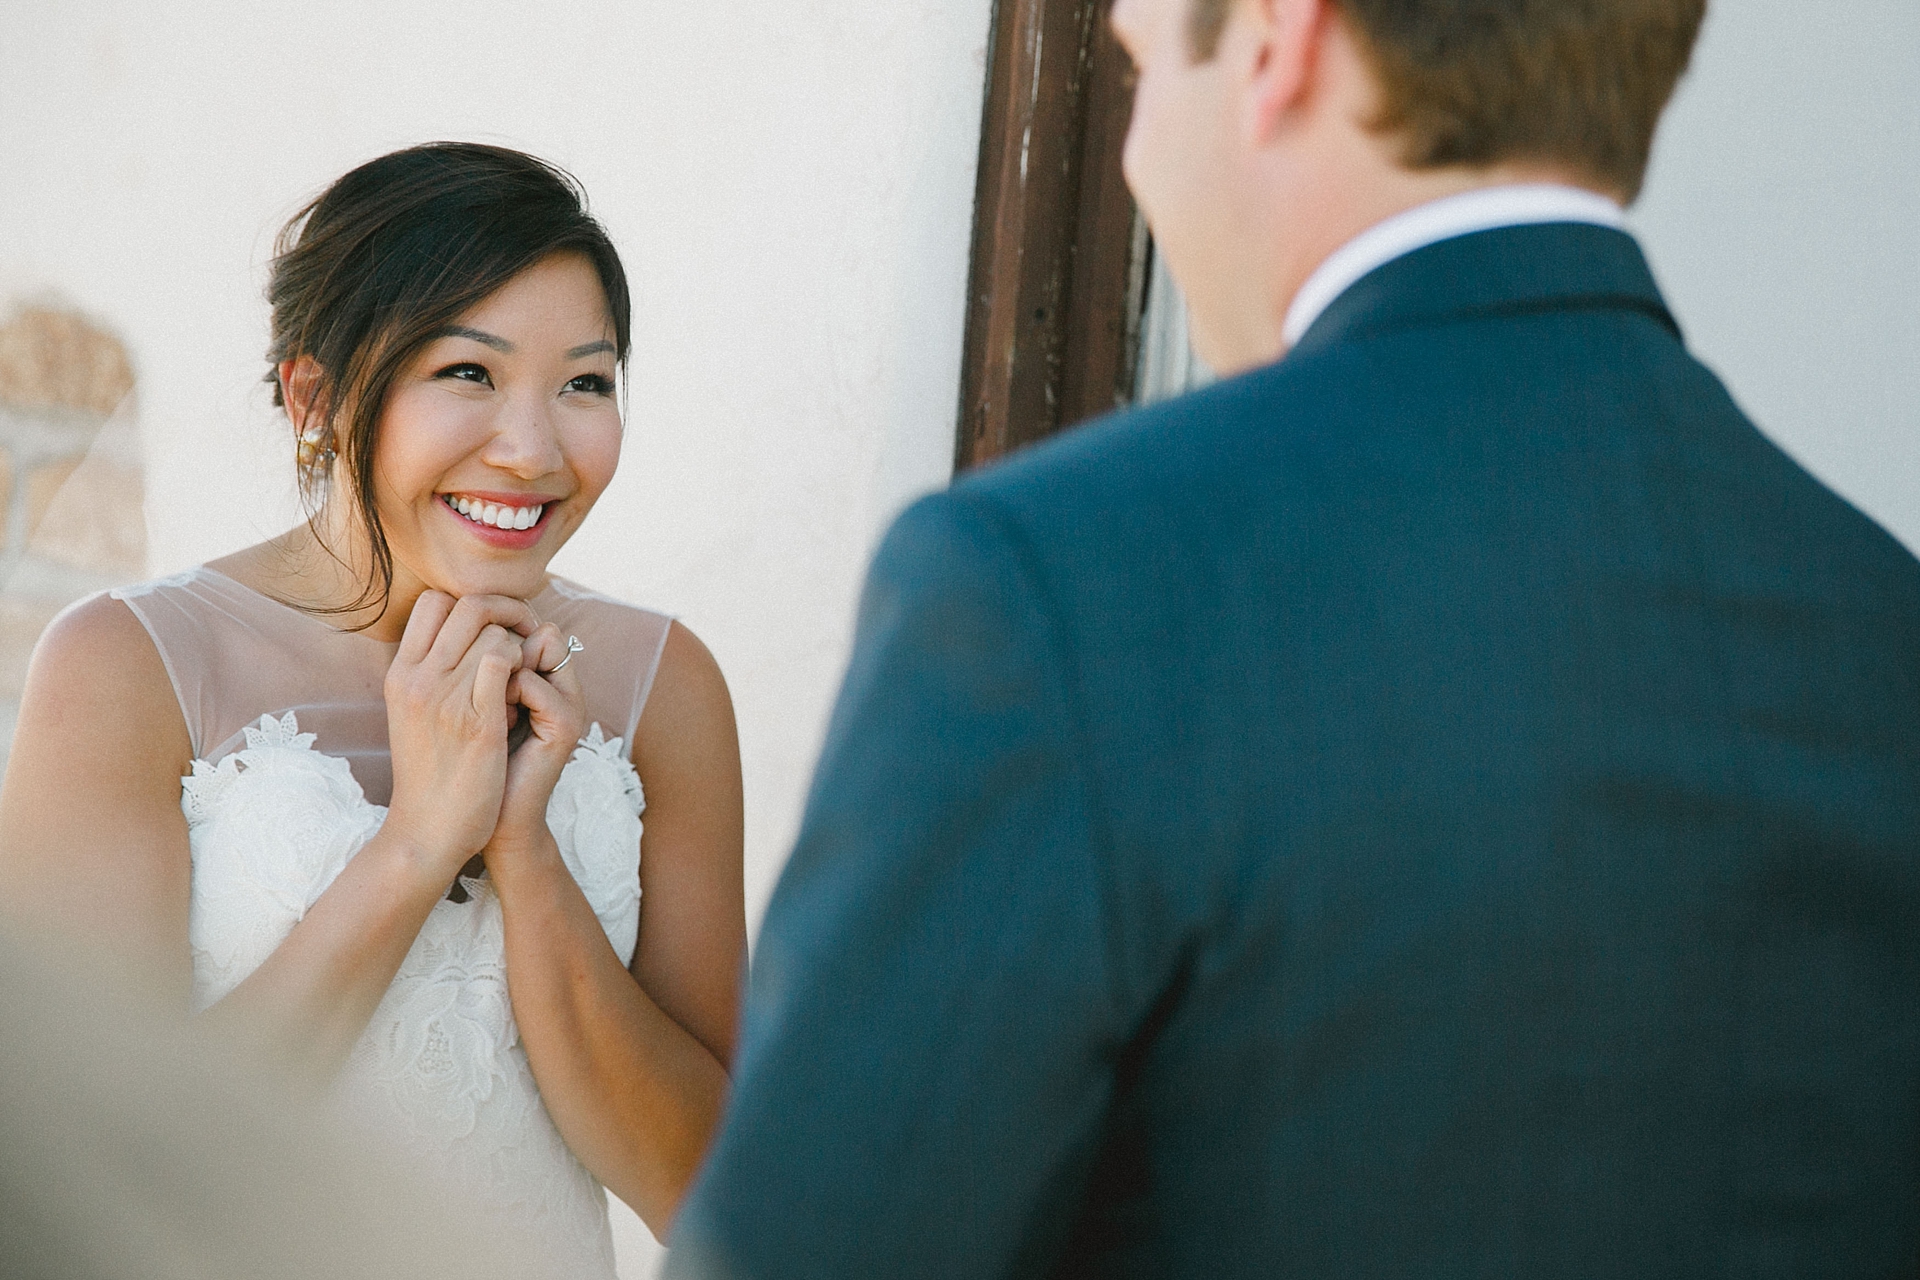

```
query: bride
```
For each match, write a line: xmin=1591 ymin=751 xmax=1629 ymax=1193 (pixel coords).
xmin=0 ymin=143 xmax=745 ymax=1274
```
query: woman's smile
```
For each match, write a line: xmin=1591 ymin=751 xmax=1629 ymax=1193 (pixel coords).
xmin=0 ymin=145 xmax=746 ymax=1270
xmin=367 ymin=250 xmax=625 ymax=601
xmin=438 ymin=490 xmax=560 ymax=549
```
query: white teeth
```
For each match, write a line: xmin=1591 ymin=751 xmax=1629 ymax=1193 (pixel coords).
xmin=444 ymin=496 xmax=545 ymax=531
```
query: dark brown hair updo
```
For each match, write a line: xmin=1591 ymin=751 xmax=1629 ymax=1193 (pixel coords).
xmin=265 ymin=141 xmax=632 ymax=619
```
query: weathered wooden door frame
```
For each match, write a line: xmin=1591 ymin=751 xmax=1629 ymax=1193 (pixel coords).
xmin=954 ymin=0 xmax=1145 ymax=472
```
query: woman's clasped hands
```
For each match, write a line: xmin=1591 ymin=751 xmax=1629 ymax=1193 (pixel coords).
xmin=381 ymin=590 xmax=587 ymax=892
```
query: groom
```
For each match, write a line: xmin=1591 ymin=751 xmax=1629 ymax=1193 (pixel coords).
xmin=672 ymin=0 xmax=1920 ymax=1274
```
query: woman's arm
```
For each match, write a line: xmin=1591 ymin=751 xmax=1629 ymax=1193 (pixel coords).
xmin=0 ymin=597 xmax=198 ymax=1008
xmin=1 ymin=592 xmax=544 ymax=1085
xmin=192 ymin=592 xmax=540 ymax=1080
xmin=485 ymin=621 xmax=746 ymax=1238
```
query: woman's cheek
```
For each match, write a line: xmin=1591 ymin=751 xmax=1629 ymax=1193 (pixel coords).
xmin=569 ymin=415 xmax=625 ymax=503
xmin=377 ymin=385 xmax=492 ymax=488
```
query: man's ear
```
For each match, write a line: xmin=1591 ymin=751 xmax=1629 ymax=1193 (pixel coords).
xmin=1239 ymin=0 xmax=1335 ymax=144
xmin=277 ymin=356 xmax=326 ymax=432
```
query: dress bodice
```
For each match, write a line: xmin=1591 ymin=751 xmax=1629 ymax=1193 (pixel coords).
xmin=114 ymin=566 xmax=671 ymax=806
xmin=110 ymin=568 xmax=674 ymax=1280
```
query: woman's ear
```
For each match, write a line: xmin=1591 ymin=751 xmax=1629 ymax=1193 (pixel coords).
xmin=278 ymin=356 xmax=326 ymax=433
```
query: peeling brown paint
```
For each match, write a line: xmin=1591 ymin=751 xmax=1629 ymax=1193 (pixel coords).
xmin=956 ymin=0 xmax=1144 ymax=473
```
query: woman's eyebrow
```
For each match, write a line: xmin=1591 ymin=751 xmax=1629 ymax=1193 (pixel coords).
xmin=568 ymin=339 xmax=616 ymax=359
xmin=432 ymin=324 xmax=514 ymax=352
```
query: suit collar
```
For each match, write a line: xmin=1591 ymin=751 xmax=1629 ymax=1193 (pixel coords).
xmin=1287 ymin=222 xmax=1681 ymax=358
xmin=1281 ymin=185 xmax=1628 ymax=345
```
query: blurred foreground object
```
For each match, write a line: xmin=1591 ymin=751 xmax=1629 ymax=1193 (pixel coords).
xmin=0 ymin=301 xmax=148 ymax=775
xmin=0 ymin=925 xmax=542 ymax=1280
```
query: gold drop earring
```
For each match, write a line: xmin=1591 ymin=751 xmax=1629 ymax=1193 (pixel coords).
xmin=297 ymin=422 xmax=337 ymax=471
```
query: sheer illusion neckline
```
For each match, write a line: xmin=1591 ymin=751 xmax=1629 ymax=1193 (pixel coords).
xmin=113 ymin=565 xmax=674 ymax=802
xmin=195 ymin=564 xmax=562 ymax=645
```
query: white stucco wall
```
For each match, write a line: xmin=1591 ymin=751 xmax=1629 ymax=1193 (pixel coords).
xmin=0 ymin=0 xmax=994 ymax=918
xmin=2 ymin=0 xmax=1914 ymax=1272
xmin=0 ymin=2 xmax=995 ymax=1272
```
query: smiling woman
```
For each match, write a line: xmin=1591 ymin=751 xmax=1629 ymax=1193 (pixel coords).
xmin=0 ymin=144 xmax=746 ymax=1277
xmin=262 ymin=145 xmax=633 ymax=625
xmin=296 ymin=248 xmax=627 ymax=615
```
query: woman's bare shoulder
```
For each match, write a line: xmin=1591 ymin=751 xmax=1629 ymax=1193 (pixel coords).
xmin=0 ymin=595 xmax=195 ymax=1007
xmin=633 ymin=622 xmax=736 ymax=767
xmin=21 ymin=592 xmax=189 ymax=762
xmin=38 ymin=590 xmax=170 ymax=676
xmin=630 ymin=621 xmax=742 ymax=842
xmin=626 ymin=620 xmax=744 ymax=1064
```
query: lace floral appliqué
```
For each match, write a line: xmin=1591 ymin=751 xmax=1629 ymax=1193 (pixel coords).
xmin=181 ymin=712 xmax=641 ymax=1280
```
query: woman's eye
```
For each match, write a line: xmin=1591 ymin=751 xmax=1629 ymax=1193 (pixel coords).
xmin=435 ymin=362 xmax=493 ymax=386
xmin=565 ymin=373 xmax=615 ymax=396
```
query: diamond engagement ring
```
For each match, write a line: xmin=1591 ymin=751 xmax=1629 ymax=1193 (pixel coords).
xmin=543 ymin=635 xmax=584 ymax=675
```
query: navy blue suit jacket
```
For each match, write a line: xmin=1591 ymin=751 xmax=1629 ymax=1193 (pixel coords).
xmin=670 ymin=225 xmax=1920 ymax=1277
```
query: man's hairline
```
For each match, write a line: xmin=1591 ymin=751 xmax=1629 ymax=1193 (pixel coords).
xmin=1178 ymin=0 xmax=1625 ymax=200
xmin=1185 ymin=0 xmax=1236 ymax=64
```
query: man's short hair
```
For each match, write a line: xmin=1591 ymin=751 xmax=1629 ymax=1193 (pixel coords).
xmin=1188 ymin=0 xmax=1707 ymax=200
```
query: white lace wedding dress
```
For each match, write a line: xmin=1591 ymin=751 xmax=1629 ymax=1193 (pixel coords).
xmin=112 ymin=567 xmax=674 ymax=1280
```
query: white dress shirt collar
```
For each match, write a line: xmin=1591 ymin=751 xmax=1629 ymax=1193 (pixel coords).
xmin=1280 ymin=183 xmax=1627 ymax=348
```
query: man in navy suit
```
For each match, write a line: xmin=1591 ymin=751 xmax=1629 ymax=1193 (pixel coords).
xmin=669 ymin=0 xmax=1920 ymax=1273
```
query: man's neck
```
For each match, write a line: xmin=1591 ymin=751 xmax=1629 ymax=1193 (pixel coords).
xmin=1279 ymin=181 xmax=1627 ymax=348
xmin=1206 ymin=161 xmax=1617 ymax=375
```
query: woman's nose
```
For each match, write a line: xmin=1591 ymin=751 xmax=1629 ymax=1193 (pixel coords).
xmin=483 ymin=396 xmax=566 ymax=477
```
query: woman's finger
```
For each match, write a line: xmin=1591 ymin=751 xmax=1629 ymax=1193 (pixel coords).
xmin=395 ymin=590 xmax=457 ymax=667
xmin=509 ymin=667 xmax=584 ymax=748
xmin=523 ymin=627 xmax=585 ymax=702
xmin=544 ymin=636 xmax=584 ymax=703
xmin=514 ymin=643 xmax=584 ymax=712
xmin=466 ymin=629 xmax=524 ymax=721
xmin=520 ymin=623 xmax=566 ymax=675
xmin=424 ymin=595 xmax=543 ymax=673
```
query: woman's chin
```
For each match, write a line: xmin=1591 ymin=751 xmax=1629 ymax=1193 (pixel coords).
xmin=421 ymin=559 xmax=556 ymax=603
